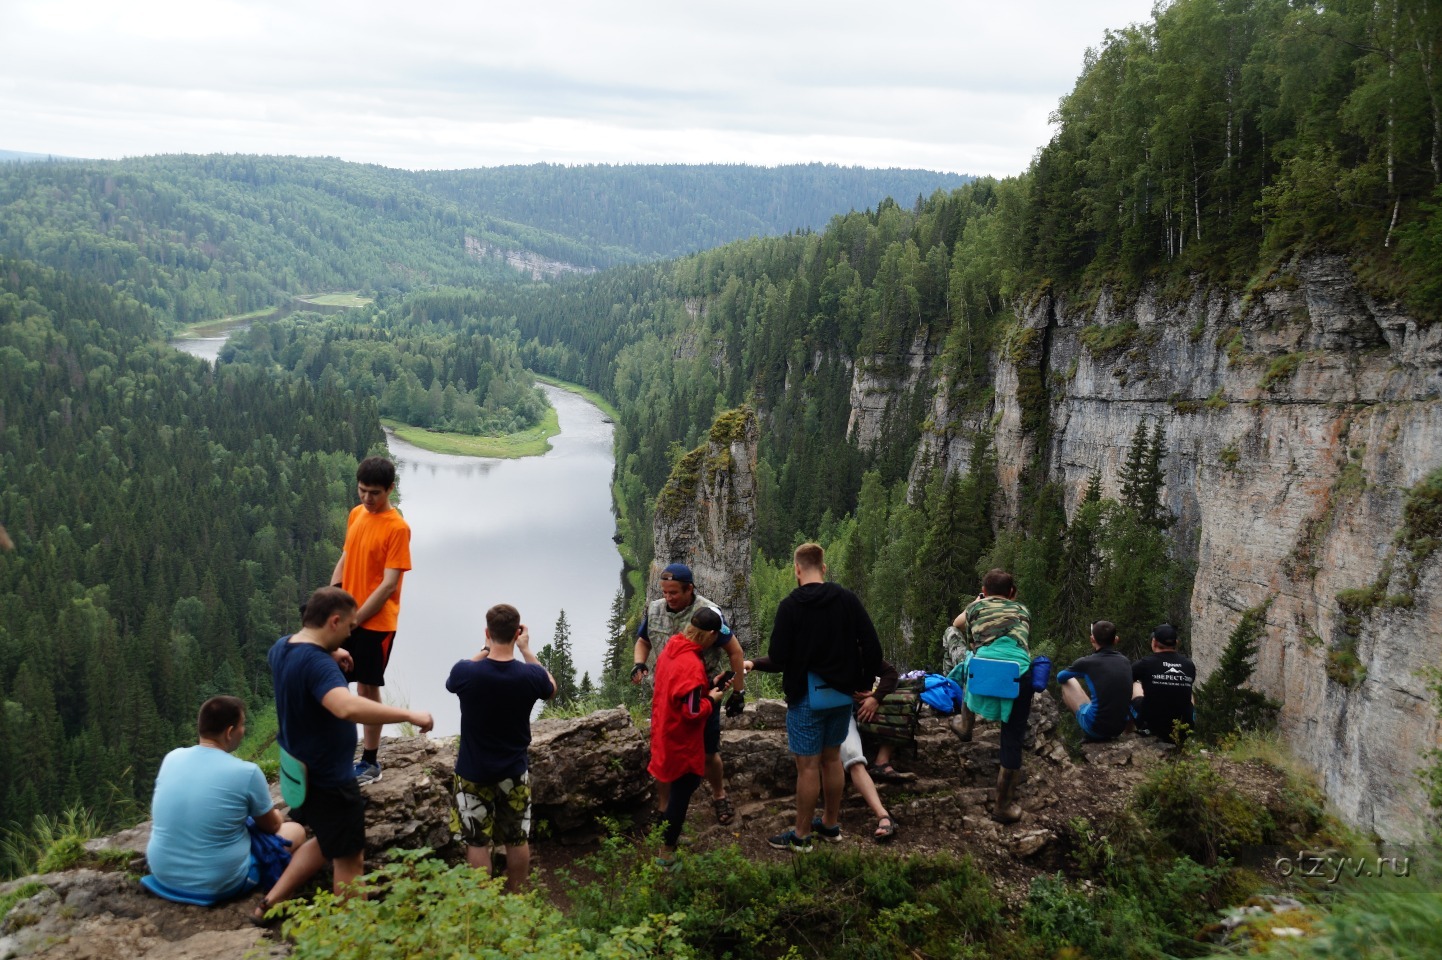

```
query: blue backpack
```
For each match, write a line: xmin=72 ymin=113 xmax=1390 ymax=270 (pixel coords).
xmin=918 ymin=673 xmax=966 ymax=714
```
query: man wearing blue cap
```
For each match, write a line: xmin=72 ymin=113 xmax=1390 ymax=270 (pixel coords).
xmin=632 ymin=562 xmax=746 ymax=826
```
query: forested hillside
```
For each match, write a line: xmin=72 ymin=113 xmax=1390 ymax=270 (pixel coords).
xmin=2 ymin=0 xmax=1439 ymax=878
xmin=415 ymin=163 xmax=972 ymax=260
xmin=0 ymin=156 xmax=969 ymax=327
xmin=0 ymin=259 xmax=380 ymax=869
xmin=223 ymin=304 xmax=548 ymax=436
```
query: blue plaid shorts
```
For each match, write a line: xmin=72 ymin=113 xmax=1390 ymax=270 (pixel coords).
xmin=786 ymin=703 xmax=852 ymax=757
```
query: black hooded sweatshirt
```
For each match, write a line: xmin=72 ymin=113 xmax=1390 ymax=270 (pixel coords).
xmin=766 ymin=581 xmax=883 ymax=707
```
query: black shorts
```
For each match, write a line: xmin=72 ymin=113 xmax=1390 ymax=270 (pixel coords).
xmin=704 ymin=706 xmax=721 ymax=756
xmin=291 ymin=780 xmax=367 ymax=860
xmin=345 ymin=628 xmax=396 ymax=686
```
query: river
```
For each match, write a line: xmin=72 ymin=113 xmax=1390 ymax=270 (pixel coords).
xmin=171 ymin=334 xmax=625 ymax=736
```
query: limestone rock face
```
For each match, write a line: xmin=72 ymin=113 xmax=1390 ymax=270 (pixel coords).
xmin=847 ymin=333 xmax=937 ymax=454
xmin=981 ymin=255 xmax=1442 ymax=840
xmin=650 ymin=407 xmax=760 ymax=647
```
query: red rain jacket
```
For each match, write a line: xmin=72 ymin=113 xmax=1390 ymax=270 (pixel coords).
xmin=648 ymin=633 xmax=712 ymax=782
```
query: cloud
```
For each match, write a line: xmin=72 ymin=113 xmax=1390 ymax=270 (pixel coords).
xmin=4 ymin=0 xmax=1158 ymax=176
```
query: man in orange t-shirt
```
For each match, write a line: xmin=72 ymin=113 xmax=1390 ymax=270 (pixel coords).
xmin=330 ymin=456 xmax=412 ymax=785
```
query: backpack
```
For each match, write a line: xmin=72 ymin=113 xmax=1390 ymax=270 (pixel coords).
xmin=918 ymin=673 xmax=966 ymax=715
xmin=855 ymin=677 xmax=923 ymax=746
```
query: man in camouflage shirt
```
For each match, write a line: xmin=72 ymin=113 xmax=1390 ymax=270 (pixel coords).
xmin=948 ymin=568 xmax=1035 ymax=823
xmin=631 ymin=562 xmax=746 ymax=824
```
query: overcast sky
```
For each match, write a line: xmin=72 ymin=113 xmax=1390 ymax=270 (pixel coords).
xmin=2 ymin=0 xmax=1158 ymax=177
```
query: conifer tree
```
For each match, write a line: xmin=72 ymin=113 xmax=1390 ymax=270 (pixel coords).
xmin=1194 ymin=599 xmax=1280 ymax=742
xmin=540 ymin=610 xmax=579 ymax=705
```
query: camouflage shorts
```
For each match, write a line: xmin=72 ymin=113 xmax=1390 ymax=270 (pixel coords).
xmin=451 ymin=771 xmax=532 ymax=848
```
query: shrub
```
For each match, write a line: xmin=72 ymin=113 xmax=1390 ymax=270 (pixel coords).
xmin=1133 ymin=754 xmax=1273 ymax=866
xmin=1259 ymin=352 xmax=1307 ymax=390
xmin=566 ymin=834 xmax=1023 ymax=960
xmin=277 ymin=849 xmax=693 ymax=959
xmin=1079 ymin=321 xmax=1139 ymax=354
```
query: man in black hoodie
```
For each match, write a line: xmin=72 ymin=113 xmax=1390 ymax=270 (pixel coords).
xmin=764 ymin=542 xmax=883 ymax=853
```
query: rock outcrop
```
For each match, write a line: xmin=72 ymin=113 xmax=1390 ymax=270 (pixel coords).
xmin=970 ymin=255 xmax=1442 ymax=840
xmin=650 ymin=406 xmax=759 ymax=646
xmin=2 ymin=699 xmax=1295 ymax=958
xmin=463 ymin=236 xmax=598 ymax=280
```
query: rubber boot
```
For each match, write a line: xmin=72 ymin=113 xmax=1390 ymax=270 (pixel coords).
xmin=991 ymin=767 xmax=1023 ymax=824
xmin=948 ymin=705 xmax=975 ymax=743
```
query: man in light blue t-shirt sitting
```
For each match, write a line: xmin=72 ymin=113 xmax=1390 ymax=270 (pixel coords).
xmin=145 ymin=696 xmax=305 ymax=902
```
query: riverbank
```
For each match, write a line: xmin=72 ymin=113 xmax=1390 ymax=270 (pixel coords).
xmin=171 ymin=307 xmax=277 ymax=339
xmin=533 ymin=374 xmax=620 ymax=421
xmin=381 ymin=407 xmax=560 ymax=459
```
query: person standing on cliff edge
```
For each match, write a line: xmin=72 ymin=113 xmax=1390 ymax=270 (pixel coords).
xmin=764 ymin=542 xmax=883 ymax=853
xmin=331 ymin=456 xmax=412 ymax=785
xmin=257 ymin=586 xmax=434 ymax=923
xmin=631 ymin=562 xmax=746 ymax=826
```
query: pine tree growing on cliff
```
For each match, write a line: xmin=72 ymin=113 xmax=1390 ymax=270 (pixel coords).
xmin=1194 ymin=599 xmax=1280 ymax=743
xmin=1053 ymin=474 xmax=1103 ymax=662
xmin=1120 ymin=419 xmax=1170 ymax=529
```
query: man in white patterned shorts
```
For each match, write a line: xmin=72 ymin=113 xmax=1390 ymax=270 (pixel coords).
xmin=447 ymin=604 xmax=555 ymax=891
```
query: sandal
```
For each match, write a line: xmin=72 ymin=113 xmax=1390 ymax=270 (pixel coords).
xmin=868 ymin=763 xmax=913 ymax=783
xmin=713 ymin=794 xmax=735 ymax=826
xmin=873 ymin=815 xmax=898 ymax=843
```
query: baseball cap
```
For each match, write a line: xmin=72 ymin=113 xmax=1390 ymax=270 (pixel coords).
xmin=691 ymin=606 xmax=722 ymax=632
xmin=660 ymin=563 xmax=693 ymax=584
xmin=1152 ymin=623 xmax=1178 ymax=645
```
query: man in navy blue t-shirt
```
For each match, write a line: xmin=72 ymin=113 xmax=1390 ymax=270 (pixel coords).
xmin=256 ymin=587 xmax=434 ymax=922
xmin=1057 ymin=620 xmax=1133 ymax=742
xmin=447 ymin=603 xmax=555 ymax=891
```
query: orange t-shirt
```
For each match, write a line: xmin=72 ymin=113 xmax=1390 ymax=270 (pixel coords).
xmin=341 ymin=504 xmax=412 ymax=631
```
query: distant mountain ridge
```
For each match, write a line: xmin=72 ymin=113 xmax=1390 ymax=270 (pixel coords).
xmin=0 ymin=154 xmax=969 ymax=324
xmin=416 ymin=162 xmax=973 ymax=261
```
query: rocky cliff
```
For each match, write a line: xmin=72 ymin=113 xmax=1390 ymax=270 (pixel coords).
xmin=962 ymin=255 xmax=1442 ymax=841
xmin=650 ymin=406 xmax=759 ymax=646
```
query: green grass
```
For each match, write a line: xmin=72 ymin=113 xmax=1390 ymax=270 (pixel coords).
xmin=0 ymin=881 xmax=44 ymax=921
xmin=382 ymin=406 xmax=560 ymax=459
xmin=173 ymin=306 xmax=278 ymax=338
xmin=532 ymin=374 xmax=620 ymax=421
xmin=296 ymin=292 xmax=373 ymax=308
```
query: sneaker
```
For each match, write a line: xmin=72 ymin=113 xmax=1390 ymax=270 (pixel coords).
xmin=767 ymin=828 xmax=813 ymax=853
xmin=353 ymin=760 xmax=382 ymax=785
xmin=810 ymin=817 xmax=843 ymax=842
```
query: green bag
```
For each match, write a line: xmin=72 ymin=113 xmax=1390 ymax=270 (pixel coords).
xmin=279 ymin=747 xmax=308 ymax=809
xmin=855 ymin=678 xmax=922 ymax=746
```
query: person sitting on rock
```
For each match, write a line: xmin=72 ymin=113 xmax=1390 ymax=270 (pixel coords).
xmin=144 ymin=696 xmax=306 ymax=905
xmin=744 ymin=655 xmax=903 ymax=842
xmin=447 ymin=603 xmax=556 ymax=892
xmin=631 ymin=562 xmax=746 ymax=827
xmin=950 ymin=568 xmax=1037 ymax=824
xmin=1130 ymin=623 xmax=1196 ymax=745
xmin=1058 ymin=620 xmax=1133 ymax=743
xmin=650 ymin=607 xmax=728 ymax=867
